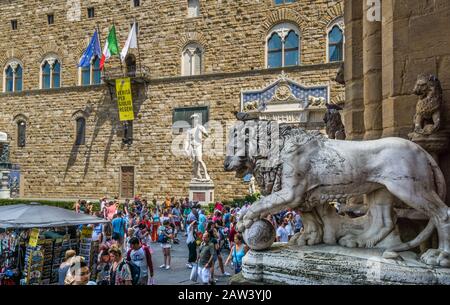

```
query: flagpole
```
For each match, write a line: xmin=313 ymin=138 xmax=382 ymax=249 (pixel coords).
xmin=96 ymin=23 xmax=107 ymax=83
xmin=134 ymin=18 xmax=143 ymax=76
xmin=113 ymin=20 xmax=124 ymax=77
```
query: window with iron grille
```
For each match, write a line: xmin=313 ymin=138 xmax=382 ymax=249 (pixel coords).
xmin=87 ymin=7 xmax=95 ymax=19
xmin=47 ymin=14 xmax=54 ymax=25
xmin=11 ymin=20 xmax=18 ymax=30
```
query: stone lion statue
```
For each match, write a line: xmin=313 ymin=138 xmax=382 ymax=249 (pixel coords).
xmin=224 ymin=115 xmax=450 ymax=267
xmin=323 ymin=103 xmax=346 ymax=140
xmin=413 ymin=74 xmax=443 ymax=135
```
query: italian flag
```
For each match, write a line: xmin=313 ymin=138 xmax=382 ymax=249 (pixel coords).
xmin=100 ymin=25 xmax=119 ymax=70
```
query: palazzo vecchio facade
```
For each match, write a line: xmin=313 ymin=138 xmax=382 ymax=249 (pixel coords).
xmin=0 ymin=0 xmax=344 ymax=201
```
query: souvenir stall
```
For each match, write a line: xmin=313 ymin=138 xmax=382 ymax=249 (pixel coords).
xmin=0 ymin=203 xmax=108 ymax=285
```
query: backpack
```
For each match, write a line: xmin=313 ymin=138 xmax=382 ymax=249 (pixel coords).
xmin=157 ymin=228 xmax=168 ymax=243
xmin=119 ymin=260 xmax=140 ymax=285
xmin=126 ymin=246 xmax=152 ymax=285
xmin=157 ymin=233 xmax=168 ymax=243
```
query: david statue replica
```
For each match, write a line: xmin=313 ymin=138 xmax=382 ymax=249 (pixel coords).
xmin=224 ymin=111 xmax=450 ymax=284
xmin=184 ymin=114 xmax=210 ymax=181
xmin=185 ymin=114 xmax=214 ymax=205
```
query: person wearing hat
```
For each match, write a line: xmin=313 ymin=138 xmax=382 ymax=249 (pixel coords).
xmin=58 ymin=250 xmax=76 ymax=285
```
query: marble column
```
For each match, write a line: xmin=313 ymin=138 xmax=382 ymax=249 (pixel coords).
xmin=343 ymin=0 xmax=365 ymax=140
xmin=362 ymin=0 xmax=383 ymax=140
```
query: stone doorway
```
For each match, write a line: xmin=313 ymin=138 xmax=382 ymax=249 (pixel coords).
xmin=120 ymin=166 xmax=135 ymax=199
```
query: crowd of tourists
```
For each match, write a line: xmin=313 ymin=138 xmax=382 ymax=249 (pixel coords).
xmin=63 ymin=195 xmax=303 ymax=285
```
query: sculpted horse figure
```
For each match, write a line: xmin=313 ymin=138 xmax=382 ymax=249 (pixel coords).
xmin=224 ymin=115 xmax=450 ymax=267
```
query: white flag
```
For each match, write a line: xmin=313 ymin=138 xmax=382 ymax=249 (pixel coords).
xmin=120 ymin=22 xmax=137 ymax=61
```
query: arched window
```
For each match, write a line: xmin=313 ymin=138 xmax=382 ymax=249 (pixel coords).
xmin=266 ymin=23 xmax=300 ymax=68
xmin=81 ymin=65 xmax=90 ymax=86
xmin=182 ymin=43 xmax=203 ymax=76
xmin=5 ymin=66 xmax=14 ymax=92
xmin=17 ymin=120 xmax=26 ymax=148
xmin=42 ymin=61 xmax=51 ymax=89
xmin=92 ymin=56 xmax=101 ymax=84
xmin=75 ymin=117 xmax=86 ymax=145
xmin=80 ymin=55 xmax=101 ymax=86
xmin=3 ymin=61 xmax=23 ymax=93
xmin=187 ymin=0 xmax=200 ymax=18
xmin=125 ymin=55 xmax=137 ymax=77
xmin=15 ymin=65 xmax=22 ymax=92
xmin=53 ymin=60 xmax=61 ymax=88
xmin=327 ymin=18 xmax=344 ymax=63
xmin=41 ymin=57 xmax=62 ymax=89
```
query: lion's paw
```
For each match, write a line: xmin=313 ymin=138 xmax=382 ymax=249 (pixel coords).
xmin=291 ymin=231 xmax=322 ymax=246
xmin=421 ymin=249 xmax=450 ymax=268
xmin=338 ymin=235 xmax=359 ymax=248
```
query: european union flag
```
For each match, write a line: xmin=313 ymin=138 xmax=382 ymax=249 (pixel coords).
xmin=78 ymin=30 xmax=101 ymax=68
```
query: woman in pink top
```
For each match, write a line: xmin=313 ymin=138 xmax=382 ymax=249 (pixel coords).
xmin=105 ymin=201 xmax=117 ymax=220
xmin=212 ymin=210 xmax=222 ymax=223
xmin=214 ymin=202 xmax=224 ymax=212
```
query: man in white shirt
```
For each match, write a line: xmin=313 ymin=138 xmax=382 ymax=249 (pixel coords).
xmin=127 ymin=237 xmax=154 ymax=285
xmin=276 ymin=219 xmax=289 ymax=243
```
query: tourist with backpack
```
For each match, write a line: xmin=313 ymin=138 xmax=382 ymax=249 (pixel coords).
xmin=109 ymin=246 xmax=132 ymax=285
xmin=158 ymin=220 xmax=173 ymax=269
xmin=127 ymin=237 xmax=154 ymax=285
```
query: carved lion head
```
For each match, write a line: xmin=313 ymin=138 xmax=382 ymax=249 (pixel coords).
xmin=224 ymin=114 xmax=277 ymax=178
xmin=413 ymin=74 xmax=442 ymax=99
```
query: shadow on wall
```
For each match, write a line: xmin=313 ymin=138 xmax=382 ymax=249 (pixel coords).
xmin=63 ymin=83 xmax=147 ymax=181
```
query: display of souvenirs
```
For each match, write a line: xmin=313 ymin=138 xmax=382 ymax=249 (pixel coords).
xmin=23 ymin=246 xmax=44 ymax=285
xmin=79 ymin=238 xmax=99 ymax=272
xmin=0 ymin=230 xmax=23 ymax=285
xmin=0 ymin=231 xmax=20 ymax=269
xmin=41 ymin=239 xmax=53 ymax=283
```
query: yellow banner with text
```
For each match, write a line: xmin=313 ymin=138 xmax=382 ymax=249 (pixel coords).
xmin=115 ymin=78 xmax=135 ymax=121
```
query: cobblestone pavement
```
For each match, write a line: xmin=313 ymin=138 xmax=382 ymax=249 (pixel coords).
xmin=149 ymin=232 xmax=235 ymax=285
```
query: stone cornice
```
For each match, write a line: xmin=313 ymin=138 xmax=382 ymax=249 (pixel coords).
xmin=0 ymin=62 xmax=342 ymax=97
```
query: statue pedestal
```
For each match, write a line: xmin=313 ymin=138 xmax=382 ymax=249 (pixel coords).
xmin=188 ymin=179 xmax=214 ymax=206
xmin=238 ymin=244 xmax=450 ymax=285
xmin=0 ymin=169 xmax=11 ymax=199
xmin=408 ymin=130 xmax=450 ymax=161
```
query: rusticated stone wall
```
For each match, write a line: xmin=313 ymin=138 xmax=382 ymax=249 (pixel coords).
xmin=0 ymin=0 xmax=344 ymax=201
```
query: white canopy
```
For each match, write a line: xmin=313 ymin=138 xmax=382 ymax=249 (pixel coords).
xmin=0 ymin=203 xmax=109 ymax=229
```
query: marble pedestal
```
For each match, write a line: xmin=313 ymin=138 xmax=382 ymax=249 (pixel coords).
xmin=188 ymin=179 xmax=214 ymax=206
xmin=0 ymin=169 xmax=11 ymax=199
xmin=239 ymin=244 xmax=450 ymax=285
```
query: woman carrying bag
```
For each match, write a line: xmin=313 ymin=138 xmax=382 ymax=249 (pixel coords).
xmin=225 ymin=233 xmax=248 ymax=274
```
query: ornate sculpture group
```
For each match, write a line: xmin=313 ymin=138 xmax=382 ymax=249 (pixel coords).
xmin=224 ymin=74 xmax=449 ymax=269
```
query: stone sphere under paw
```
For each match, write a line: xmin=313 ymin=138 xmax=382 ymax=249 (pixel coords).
xmin=243 ymin=219 xmax=276 ymax=251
